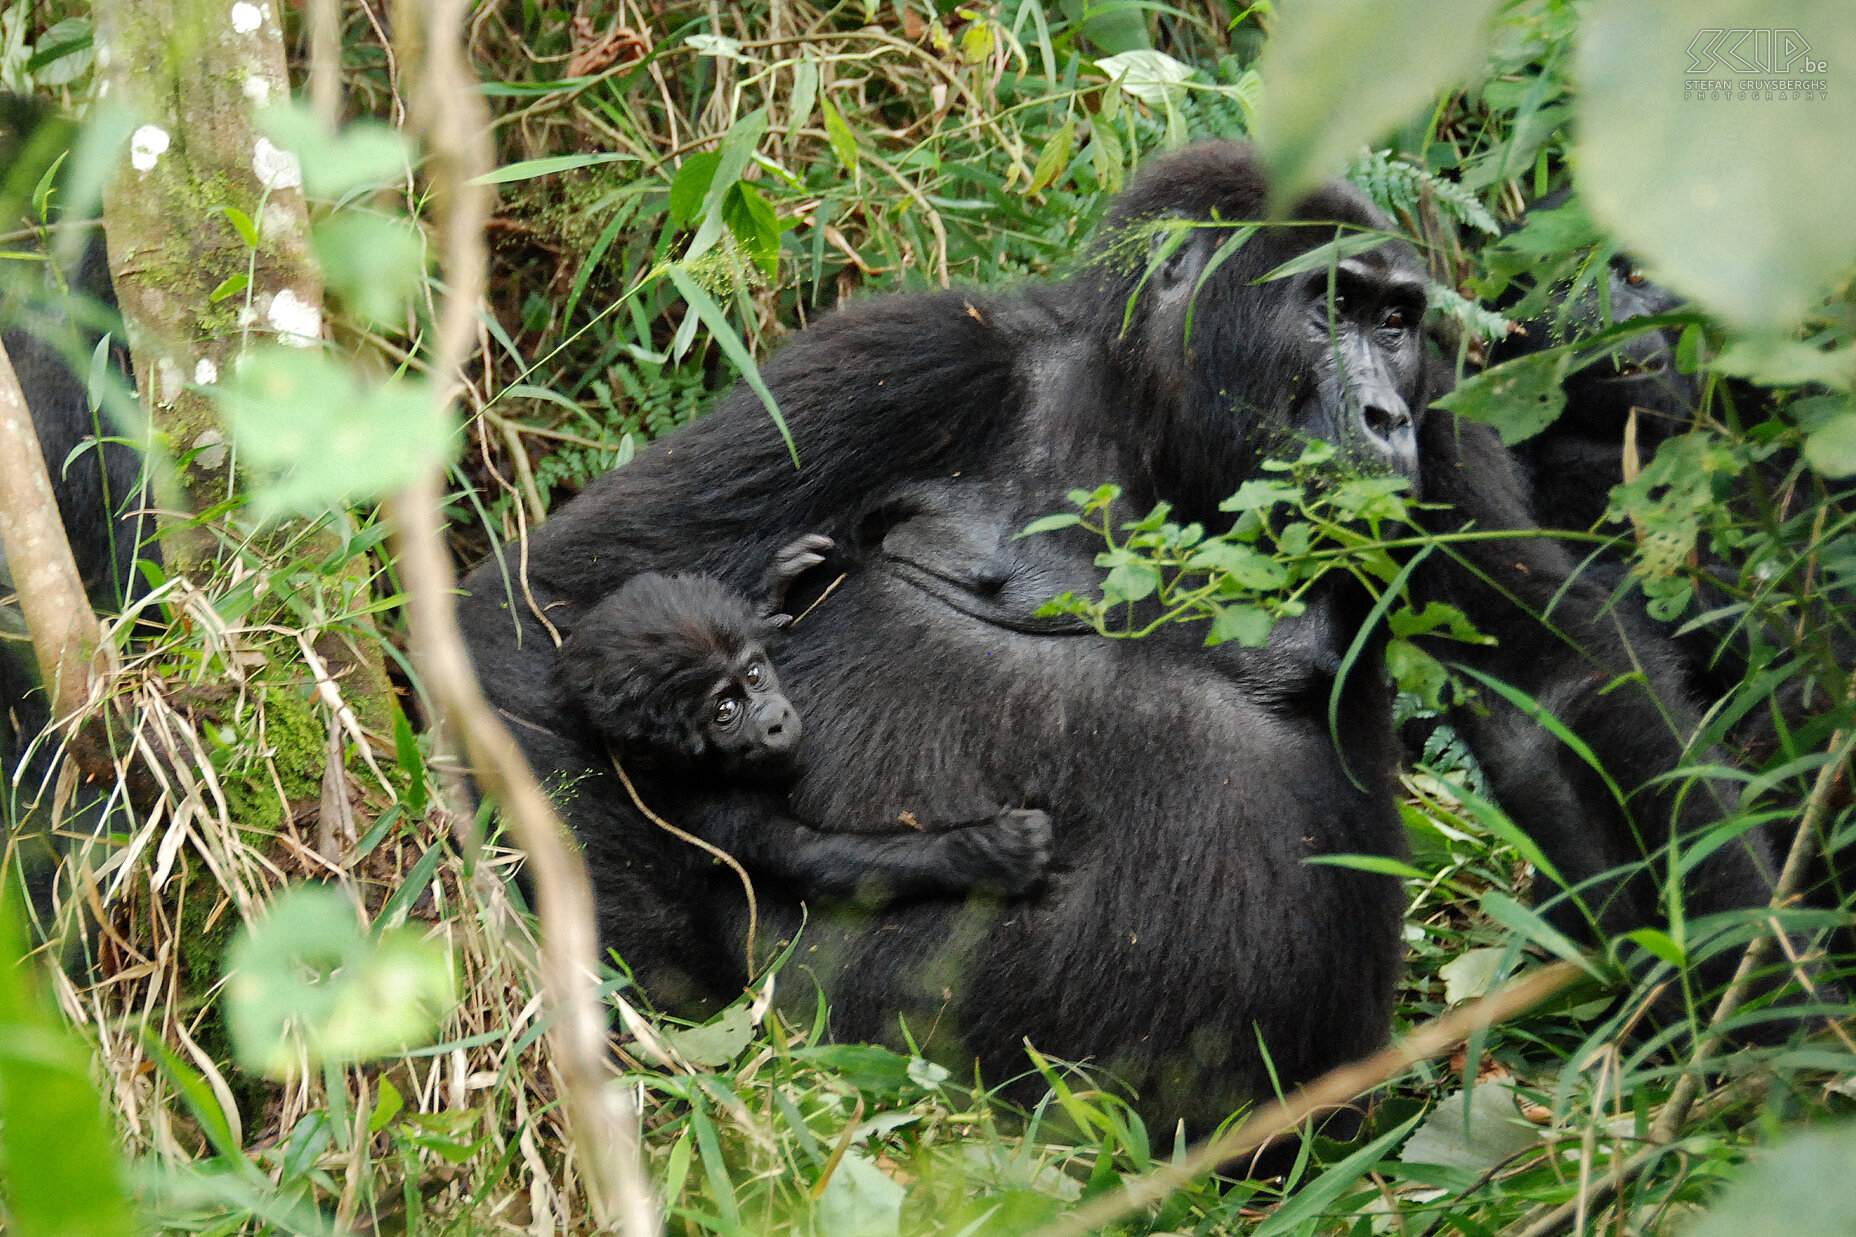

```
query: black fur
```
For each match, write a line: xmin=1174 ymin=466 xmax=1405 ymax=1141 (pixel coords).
xmin=1 ymin=114 xmax=156 ymax=838
xmin=552 ymin=568 xmax=1054 ymax=1005
xmin=461 ymin=142 xmax=1777 ymax=1131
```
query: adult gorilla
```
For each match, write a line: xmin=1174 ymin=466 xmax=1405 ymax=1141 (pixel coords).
xmin=460 ymin=142 xmax=1775 ymax=1132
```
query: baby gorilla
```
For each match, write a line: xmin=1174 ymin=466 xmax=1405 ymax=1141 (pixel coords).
xmin=557 ymin=546 xmax=1053 ymax=906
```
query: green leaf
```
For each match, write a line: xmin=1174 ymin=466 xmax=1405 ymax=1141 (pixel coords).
xmin=1386 ymin=637 xmax=1449 ymax=707
xmin=787 ymin=60 xmax=819 ymax=139
xmin=1432 ymin=347 xmax=1572 ymax=445
xmin=663 ymin=262 xmax=797 ymax=465
xmin=1187 ymin=541 xmax=1288 ymax=589
xmin=1252 ymin=1113 xmax=1423 ymax=1237
xmin=822 ymin=96 xmax=858 ymax=170
xmin=1302 ymin=852 xmax=1430 ymax=880
xmin=0 ymin=896 xmax=138 ymax=1237
xmin=1684 ymin=1125 xmax=1856 ymax=1237
xmin=208 ymin=271 xmax=250 ymax=303
xmin=1803 ymin=407 xmax=1856 ymax=477
xmin=218 ymin=347 xmax=459 ymax=519
xmin=1027 ymin=119 xmax=1075 ymax=195
xmin=467 ymin=150 xmax=636 ymax=186
xmin=1219 ymin=478 xmax=1301 ymax=512
xmin=260 ymin=103 xmax=411 ymax=198
xmin=660 ymin=1006 xmax=754 ymax=1067
xmin=1101 ymin=562 xmax=1161 ymax=603
xmin=723 ymin=181 xmax=782 ymax=280
xmin=687 ymin=108 xmax=769 ymax=263
xmin=1096 ymin=50 xmax=1193 ymax=107
xmin=1575 ymin=0 xmax=1856 ymax=332
xmin=1399 ymin=1080 xmax=1540 ymax=1174
xmin=817 ymin=1150 xmax=905 ymax=1237
xmin=312 ymin=213 xmax=426 ymax=324
xmin=219 ymin=205 xmax=260 ymax=248
xmin=1208 ymin=602 xmax=1275 ymax=646
xmin=1622 ymin=926 xmax=1688 ymax=969
xmin=1020 ymin=512 xmax=1083 ymax=536
xmin=224 ymin=884 xmax=455 ymax=1077
xmin=667 ymin=151 xmax=722 ymax=228
xmin=1437 ymin=948 xmax=1511 ymax=1005
xmin=1256 ymin=0 xmax=1502 ymax=213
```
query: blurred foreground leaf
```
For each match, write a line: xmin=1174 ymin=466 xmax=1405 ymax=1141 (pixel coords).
xmin=1576 ymin=0 xmax=1856 ymax=332
xmin=1257 ymin=0 xmax=1502 ymax=213
xmin=1685 ymin=1123 xmax=1856 ymax=1237
xmin=219 ymin=347 xmax=456 ymax=519
xmin=0 ymin=896 xmax=137 ymax=1237
xmin=224 ymin=884 xmax=454 ymax=1078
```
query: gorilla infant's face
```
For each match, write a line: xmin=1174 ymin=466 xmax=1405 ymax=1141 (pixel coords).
xmin=699 ymin=647 xmax=802 ymax=773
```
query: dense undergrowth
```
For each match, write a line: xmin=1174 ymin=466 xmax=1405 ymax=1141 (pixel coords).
xmin=2 ymin=0 xmax=1855 ymax=1234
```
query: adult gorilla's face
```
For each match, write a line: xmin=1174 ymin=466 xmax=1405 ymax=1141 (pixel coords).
xmin=1083 ymin=143 xmax=1435 ymax=518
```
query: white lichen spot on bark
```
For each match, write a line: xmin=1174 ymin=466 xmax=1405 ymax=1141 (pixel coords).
xmin=265 ymin=288 xmax=321 ymax=346
xmin=194 ymin=358 xmax=219 ymax=385
xmin=259 ymin=200 xmax=297 ymax=240
xmin=231 ymin=2 xmax=262 ymax=33
xmin=252 ymin=138 xmax=301 ymax=191
xmin=191 ymin=428 xmax=228 ymax=471
xmin=156 ymin=356 xmax=184 ymax=405
xmin=130 ymin=125 xmax=170 ymax=172
xmin=242 ymin=74 xmax=271 ymax=103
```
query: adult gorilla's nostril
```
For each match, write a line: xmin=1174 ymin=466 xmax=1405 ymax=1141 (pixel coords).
xmin=1363 ymin=401 xmax=1411 ymax=438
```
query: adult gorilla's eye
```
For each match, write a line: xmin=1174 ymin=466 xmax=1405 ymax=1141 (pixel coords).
xmin=713 ymin=697 xmax=743 ymax=727
xmin=1625 ymin=267 xmax=1646 ymax=286
xmin=1383 ymin=307 xmax=1409 ymax=330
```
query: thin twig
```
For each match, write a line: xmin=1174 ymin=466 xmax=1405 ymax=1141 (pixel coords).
xmin=1027 ymin=962 xmax=1581 ymax=1237
xmin=389 ymin=2 xmax=655 ymax=1232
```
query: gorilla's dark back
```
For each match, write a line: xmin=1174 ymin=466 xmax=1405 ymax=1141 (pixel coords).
xmin=461 ymin=142 xmax=1774 ymax=1132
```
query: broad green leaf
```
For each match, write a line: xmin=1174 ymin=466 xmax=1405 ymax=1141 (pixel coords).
xmin=0 ymin=896 xmax=138 ymax=1237
xmin=1101 ymin=561 xmax=1161 ymax=603
xmin=1096 ymin=50 xmax=1193 ymax=107
xmin=1399 ymin=1080 xmax=1540 ymax=1174
xmin=312 ymin=213 xmax=426 ymax=323
xmin=1575 ymin=0 xmax=1856 ymax=332
xmin=1432 ymin=347 xmax=1572 ymax=445
xmin=1063 ymin=0 xmax=1150 ymax=55
xmin=1685 ymin=1125 xmax=1856 ymax=1237
xmin=1027 ymin=119 xmax=1075 ymax=195
xmin=661 ymin=1006 xmax=755 ymax=1067
xmin=1803 ymin=408 xmax=1856 ymax=477
xmin=1208 ymin=602 xmax=1274 ymax=646
xmin=1019 ymin=512 xmax=1083 ymax=536
xmin=224 ymin=884 xmax=454 ymax=1077
xmin=786 ymin=60 xmax=819 ymax=138
xmin=1438 ymin=948 xmax=1510 ymax=1005
xmin=1256 ymin=0 xmax=1502 ymax=213
xmin=1187 ymin=541 xmax=1287 ymax=589
xmin=261 ymin=103 xmax=410 ymax=198
xmin=668 ymin=151 xmax=722 ymax=228
xmin=723 ymin=181 xmax=782 ymax=280
xmin=817 ymin=1151 xmax=905 ymax=1237
xmin=687 ymin=108 xmax=769 ymax=263
xmin=219 ymin=347 xmax=458 ymax=518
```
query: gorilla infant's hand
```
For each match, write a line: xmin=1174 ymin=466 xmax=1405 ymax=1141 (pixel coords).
xmin=761 ymin=533 xmax=836 ymax=625
xmin=940 ymin=807 xmax=1054 ymax=897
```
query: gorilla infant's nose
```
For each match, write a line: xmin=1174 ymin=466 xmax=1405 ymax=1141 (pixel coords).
xmin=760 ymin=703 xmax=802 ymax=754
xmin=1363 ymin=399 xmax=1411 ymax=437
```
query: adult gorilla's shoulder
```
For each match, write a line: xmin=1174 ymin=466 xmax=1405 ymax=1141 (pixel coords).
xmin=459 ymin=140 xmax=1776 ymax=1134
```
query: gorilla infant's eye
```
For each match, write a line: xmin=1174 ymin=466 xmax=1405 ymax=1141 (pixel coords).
xmin=745 ymin=662 xmax=767 ymax=689
xmin=1382 ymin=307 xmax=1409 ymax=330
xmin=713 ymin=697 xmax=744 ymax=727
xmin=1625 ymin=267 xmax=1646 ymax=286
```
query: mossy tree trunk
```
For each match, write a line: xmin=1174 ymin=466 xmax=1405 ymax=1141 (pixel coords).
xmin=93 ymin=0 xmax=395 ymax=742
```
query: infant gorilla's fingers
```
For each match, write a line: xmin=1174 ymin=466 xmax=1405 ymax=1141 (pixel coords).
xmin=773 ymin=532 xmax=835 ymax=581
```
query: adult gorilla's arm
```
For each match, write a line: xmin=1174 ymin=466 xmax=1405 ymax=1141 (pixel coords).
xmin=458 ymin=290 xmax=1024 ymax=736
xmin=1410 ymin=411 xmax=1776 ymax=937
